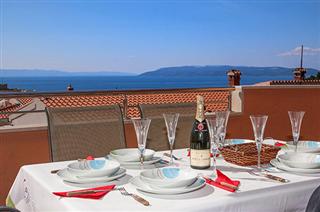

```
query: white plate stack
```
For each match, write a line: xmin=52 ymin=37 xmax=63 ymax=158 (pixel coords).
xmin=271 ymin=141 xmax=320 ymax=174
xmin=109 ymin=148 xmax=162 ymax=167
xmin=130 ymin=167 xmax=206 ymax=194
xmin=57 ymin=159 xmax=126 ymax=186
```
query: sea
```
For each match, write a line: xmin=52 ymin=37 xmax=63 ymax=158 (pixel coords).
xmin=1 ymin=75 xmax=292 ymax=92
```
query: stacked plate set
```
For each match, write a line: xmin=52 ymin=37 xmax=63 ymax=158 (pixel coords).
xmin=108 ymin=148 xmax=162 ymax=168
xmin=57 ymin=159 xmax=126 ymax=187
xmin=270 ymin=141 xmax=320 ymax=174
xmin=130 ymin=167 xmax=206 ymax=195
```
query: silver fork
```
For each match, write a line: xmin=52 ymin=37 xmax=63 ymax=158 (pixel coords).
xmin=118 ymin=187 xmax=150 ymax=206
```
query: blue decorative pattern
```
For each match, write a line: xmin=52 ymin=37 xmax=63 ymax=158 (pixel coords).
xmin=231 ymin=139 xmax=246 ymax=145
xmin=306 ymin=141 xmax=320 ymax=148
xmin=89 ymin=160 xmax=106 ymax=170
xmin=161 ymin=168 xmax=180 ymax=179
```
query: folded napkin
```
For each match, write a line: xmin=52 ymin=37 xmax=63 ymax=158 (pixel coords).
xmin=187 ymin=150 xmax=216 ymax=157
xmin=86 ymin=155 xmax=95 ymax=160
xmin=275 ymin=142 xmax=286 ymax=147
xmin=205 ymin=170 xmax=240 ymax=192
xmin=53 ymin=185 xmax=115 ymax=199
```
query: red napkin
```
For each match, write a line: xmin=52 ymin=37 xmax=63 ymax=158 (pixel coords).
xmin=53 ymin=185 xmax=115 ymax=199
xmin=205 ymin=170 xmax=240 ymax=192
xmin=275 ymin=142 xmax=286 ymax=147
xmin=187 ymin=150 xmax=217 ymax=157
xmin=86 ymin=155 xmax=95 ymax=160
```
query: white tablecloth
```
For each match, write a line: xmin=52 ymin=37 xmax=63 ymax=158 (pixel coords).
xmin=7 ymin=149 xmax=320 ymax=212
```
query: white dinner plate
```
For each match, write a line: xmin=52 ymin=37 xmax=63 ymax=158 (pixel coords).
xmin=284 ymin=141 xmax=320 ymax=153
xmin=108 ymin=155 xmax=162 ymax=166
xmin=140 ymin=168 xmax=198 ymax=188
xmin=67 ymin=159 xmax=120 ymax=178
xmin=130 ymin=176 xmax=206 ymax=195
xmin=270 ymin=159 xmax=320 ymax=174
xmin=277 ymin=152 xmax=320 ymax=169
xmin=226 ymin=138 xmax=285 ymax=146
xmin=57 ymin=167 xmax=126 ymax=184
xmin=225 ymin=139 xmax=254 ymax=145
xmin=109 ymin=148 xmax=155 ymax=162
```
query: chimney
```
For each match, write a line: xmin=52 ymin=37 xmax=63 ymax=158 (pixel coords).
xmin=227 ymin=69 xmax=241 ymax=87
xmin=67 ymin=84 xmax=74 ymax=91
xmin=293 ymin=68 xmax=306 ymax=80
xmin=293 ymin=45 xmax=307 ymax=80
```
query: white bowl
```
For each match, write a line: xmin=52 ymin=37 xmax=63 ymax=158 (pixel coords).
xmin=130 ymin=176 xmax=206 ymax=195
xmin=58 ymin=168 xmax=126 ymax=184
xmin=277 ymin=152 xmax=320 ymax=169
xmin=67 ymin=159 xmax=120 ymax=178
xmin=140 ymin=167 xmax=198 ymax=188
xmin=110 ymin=148 xmax=155 ymax=162
xmin=285 ymin=141 xmax=320 ymax=153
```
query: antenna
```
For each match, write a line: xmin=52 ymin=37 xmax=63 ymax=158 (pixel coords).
xmin=300 ymin=45 xmax=304 ymax=68
xmin=0 ymin=1 xmax=4 ymax=84
xmin=0 ymin=0 xmax=3 ymax=84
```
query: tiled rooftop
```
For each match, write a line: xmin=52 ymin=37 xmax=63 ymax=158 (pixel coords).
xmin=41 ymin=95 xmax=124 ymax=108
xmin=0 ymin=98 xmax=33 ymax=119
xmin=40 ymin=89 xmax=231 ymax=118
xmin=270 ymin=80 xmax=320 ymax=85
xmin=255 ymin=80 xmax=320 ymax=86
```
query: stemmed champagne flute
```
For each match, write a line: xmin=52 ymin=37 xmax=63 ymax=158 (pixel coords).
xmin=250 ymin=115 xmax=268 ymax=171
xmin=163 ymin=113 xmax=179 ymax=165
xmin=132 ymin=118 xmax=151 ymax=168
xmin=206 ymin=115 xmax=219 ymax=177
xmin=288 ymin=111 xmax=305 ymax=152
xmin=216 ymin=111 xmax=230 ymax=147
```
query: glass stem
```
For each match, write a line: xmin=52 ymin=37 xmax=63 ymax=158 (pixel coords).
xmin=294 ymin=136 xmax=298 ymax=152
xmin=257 ymin=149 xmax=261 ymax=169
xmin=212 ymin=144 xmax=217 ymax=176
xmin=140 ymin=152 xmax=144 ymax=169
xmin=170 ymin=142 xmax=174 ymax=165
xmin=256 ymin=140 xmax=262 ymax=170
xmin=221 ymin=134 xmax=226 ymax=146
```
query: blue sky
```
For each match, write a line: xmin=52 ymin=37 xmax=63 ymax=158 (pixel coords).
xmin=1 ymin=0 xmax=320 ymax=73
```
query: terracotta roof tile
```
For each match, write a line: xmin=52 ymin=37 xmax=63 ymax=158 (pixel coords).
xmin=40 ymin=90 xmax=231 ymax=118
xmin=41 ymin=95 xmax=124 ymax=108
xmin=0 ymin=98 xmax=33 ymax=119
xmin=270 ymin=80 xmax=320 ymax=85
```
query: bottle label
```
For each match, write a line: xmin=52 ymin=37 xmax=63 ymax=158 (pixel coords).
xmin=190 ymin=149 xmax=210 ymax=167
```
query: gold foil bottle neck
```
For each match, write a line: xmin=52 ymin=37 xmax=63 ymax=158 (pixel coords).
xmin=195 ymin=95 xmax=205 ymax=122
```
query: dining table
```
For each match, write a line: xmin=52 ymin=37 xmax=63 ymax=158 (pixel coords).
xmin=7 ymin=147 xmax=320 ymax=212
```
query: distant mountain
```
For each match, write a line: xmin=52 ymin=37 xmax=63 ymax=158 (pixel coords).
xmin=0 ymin=69 xmax=136 ymax=77
xmin=1 ymin=66 xmax=319 ymax=78
xmin=139 ymin=65 xmax=319 ymax=77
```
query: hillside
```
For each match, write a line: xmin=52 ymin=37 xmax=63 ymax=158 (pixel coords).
xmin=139 ymin=65 xmax=319 ymax=77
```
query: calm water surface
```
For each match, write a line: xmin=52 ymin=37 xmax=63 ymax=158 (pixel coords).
xmin=1 ymin=75 xmax=292 ymax=92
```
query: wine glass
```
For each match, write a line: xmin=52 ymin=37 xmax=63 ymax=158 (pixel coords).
xmin=206 ymin=115 xmax=219 ymax=177
xmin=250 ymin=115 xmax=268 ymax=171
xmin=288 ymin=111 xmax=305 ymax=152
xmin=216 ymin=111 xmax=230 ymax=147
xmin=163 ymin=113 xmax=179 ymax=165
xmin=132 ymin=118 xmax=151 ymax=168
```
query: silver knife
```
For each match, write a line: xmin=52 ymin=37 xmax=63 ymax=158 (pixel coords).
xmin=261 ymin=172 xmax=290 ymax=183
xmin=249 ymin=171 xmax=290 ymax=183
